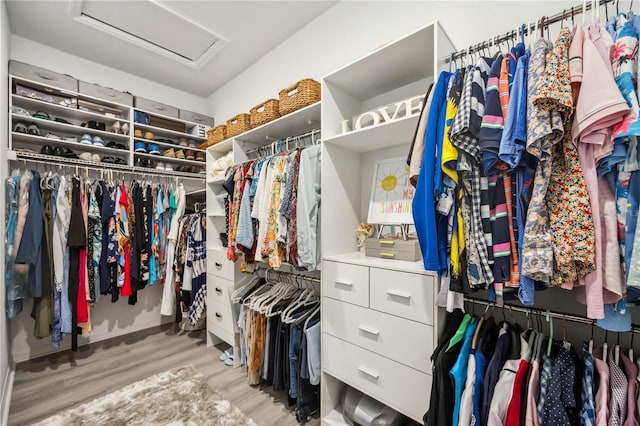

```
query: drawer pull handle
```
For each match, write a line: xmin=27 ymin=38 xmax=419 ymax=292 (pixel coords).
xmin=215 ymin=287 xmax=223 ymax=294
xmin=215 ymin=262 xmax=223 ymax=268
xmin=335 ymin=280 xmax=353 ymax=287
xmin=386 ymin=290 xmax=411 ymax=300
xmin=380 ymin=252 xmax=396 ymax=259
xmin=358 ymin=366 xmax=379 ymax=380
xmin=380 ymin=240 xmax=395 ymax=246
xmin=358 ymin=325 xmax=380 ymax=336
xmin=215 ymin=313 xmax=222 ymax=319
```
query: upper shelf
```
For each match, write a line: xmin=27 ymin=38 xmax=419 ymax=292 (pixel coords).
xmin=224 ymin=102 xmax=321 ymax=147
xmin=133 ymin=122 xmax=207 ymax=142
xmin=323 ymin=114 xmax=418 ymax=153
xmin=323 ymin=23 xmax=436 ymax=101
xmin=12 ymin=94 xmax=128 ymax=123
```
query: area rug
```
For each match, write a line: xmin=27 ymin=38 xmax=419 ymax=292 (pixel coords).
xmin=33 ymin=365 xmax=256 ymax=426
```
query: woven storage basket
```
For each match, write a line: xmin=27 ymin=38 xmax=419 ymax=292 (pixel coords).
xmin=250 ymin=99 xmax=280 ymax=128
xmin=278 ymin=78 xmax=321 ymax=116
xmin=201 ymin=124 xmax=227 ymax=148
xmin=226 ymin=113 xmax=251 ymax=137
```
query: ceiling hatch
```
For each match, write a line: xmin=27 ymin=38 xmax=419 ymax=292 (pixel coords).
xmin=68 ymin=0 xmax=227 ymax=69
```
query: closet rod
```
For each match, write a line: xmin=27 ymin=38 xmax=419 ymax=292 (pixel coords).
xmin=464 ymin=296 xmax=640 ymax=334
xmin=244 ymin=128 xmax=321 ymax=158
xmin=255 ymin=267 xmax=321 ymax=285
xmin=12 ymin=152 xmax=205 ymax=180
xmin=447 ymin=0 xmax=615 ymax=63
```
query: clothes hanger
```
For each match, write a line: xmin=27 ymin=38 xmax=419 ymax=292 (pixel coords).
xmin=303 ymin=305 xmax=320 ymax=331
xmin=614 ymin=332 xmax=621 ymax=365
xmin=589 ymin=320 xmax=595 ymax=354
xmin=603 ymin=329 xmax=609 ymax=364
xmin=546 ymin=308 xmax=554 ymax=357
xmin=629 ymin=328 xmax=635 ymax=360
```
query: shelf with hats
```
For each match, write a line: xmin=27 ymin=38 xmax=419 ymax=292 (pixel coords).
xmin=132 ymin=137 xmax=206 ymax=153
xmin=11 ymin=113 xmax=130 ymax=144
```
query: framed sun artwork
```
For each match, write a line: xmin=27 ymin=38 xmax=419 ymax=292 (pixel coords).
xmin=367 ymin=157 xmax=415 ymax=225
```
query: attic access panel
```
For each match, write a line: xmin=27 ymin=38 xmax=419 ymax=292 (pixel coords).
xmin=68 ymin=0 xmax=227 ymax=69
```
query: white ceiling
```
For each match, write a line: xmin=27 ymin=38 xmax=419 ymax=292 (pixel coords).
xmin=5 ymin=0 xmax=337 ymax=97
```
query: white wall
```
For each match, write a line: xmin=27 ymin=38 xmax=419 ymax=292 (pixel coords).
xmin=1 ymin=0 xmax=11 ymax=420
xmin=208 ymin=0 xmax=581 ymax=121
xmin=10 ymin=35 xmax=210 ymax=114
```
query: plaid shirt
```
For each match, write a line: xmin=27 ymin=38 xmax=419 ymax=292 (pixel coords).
xmin=581 ymin=344 xmax=596 ymax=426
xmin=537 ymin=354 xmax=553 ymax=421
xmin=451 ymin=66 xmax=494 ymax=287
xmin=188 ymin=285 xmax=206 ymax=326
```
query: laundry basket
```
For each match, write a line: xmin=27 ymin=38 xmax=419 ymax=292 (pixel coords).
xmin=226 ymin=113 xmax=251 ymax=138
xmin=201 ymin=124 xmax=227 ymax=149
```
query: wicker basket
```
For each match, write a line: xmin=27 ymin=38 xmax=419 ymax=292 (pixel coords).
xmin=226 ymin=113 xmax=251 ymax=137
xmin=201 ymin=124 xmax=227 ymax=148
xmin=250 ymin=99 xmax=280 ymax=128
xmin=278 ymin=79 xmax=321 ymax=116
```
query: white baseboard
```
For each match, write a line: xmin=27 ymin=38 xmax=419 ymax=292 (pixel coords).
xmin=1 ymin=361 xmax=15 ymax=426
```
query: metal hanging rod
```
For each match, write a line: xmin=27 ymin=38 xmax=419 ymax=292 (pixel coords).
xmin=464 ymin=296 xmax=640 ymax=334
xmin=245 ymin=128 xmax=321 ymax=159
xmin=12 ymin=151 xmax=206 ymax=180
xmin=255 ymin=267 xmax=321 ymax=285
xmin=447 ymin=0 xmax=616 ymax=63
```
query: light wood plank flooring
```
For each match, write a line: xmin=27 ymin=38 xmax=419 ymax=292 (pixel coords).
xmin=8 ymin=324 xmax=320 ymax=426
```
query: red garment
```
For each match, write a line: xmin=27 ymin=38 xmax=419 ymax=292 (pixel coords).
xmin=505 ymin=359 xmax=529 ymax=426
xmin=77 ymin=248 xmax=89 ymax=323
xmin=120 ymin=184 xmax=132 ymax=297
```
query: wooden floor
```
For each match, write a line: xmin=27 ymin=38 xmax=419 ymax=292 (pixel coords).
xmin=8 ymin=324 xmax=321 ymax=426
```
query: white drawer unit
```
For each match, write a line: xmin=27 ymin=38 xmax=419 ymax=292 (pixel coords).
xmin=207 ymin=248 xmax=235 ymax=280
xmin=322 ymin=261 xmax=369 ymax=307
xmin=369 ymin=268 xmax=435 ymax=325
xmin=322 ymin=297 xmax=433 ymax=373
xmin=206 ymin=274 xmax=233 ymax=307
xmin=207 ymin=299 xmax=235 ymax=337
xmin=323 ymin=333 xmax=431 ymax=422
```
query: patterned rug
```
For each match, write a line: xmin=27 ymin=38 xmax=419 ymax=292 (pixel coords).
xmin=33 ymin=365 xmax=256 ymax=426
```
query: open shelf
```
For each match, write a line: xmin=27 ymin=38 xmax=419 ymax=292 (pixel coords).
xmin=11 ymin=132 xmax=129 ymax=157
xmin=323 ymin=114 xmax=419 ymax=153
xmin=11 ymin=113 xmax=130 ymax=142
xmin=207 ymin=138 xmax=234 ymax=154
xmin=133 ymin=122 xmax=207 ymax=142
xmin=12 ymin=94 xmax=128 ymax=122
xmin=133 ymin=137 xmax=206 ymax=153
xmin=134 ymin=151 xmax=205 ymax=167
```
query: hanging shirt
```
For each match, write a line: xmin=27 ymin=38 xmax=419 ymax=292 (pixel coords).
xmin=593 ymin=347 xmax=610 ymax=425
xmin=482 ymin=322 xmax=511 ymax=425
xmin=541 ymin=343 xmax=577 ymax=425
xmin=610 ymin=351 xmax=629 ymax=426
xmin=581 ymin=344 xmax=597 ymax=426
xmin=450 ymin=318 xmax=478 ymax=425
xmin=620 ymin=353 xmax=639 ymax=426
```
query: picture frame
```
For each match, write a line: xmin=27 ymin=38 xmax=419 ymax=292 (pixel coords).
xmin=367 ymin=156 xmax=415 ymax=225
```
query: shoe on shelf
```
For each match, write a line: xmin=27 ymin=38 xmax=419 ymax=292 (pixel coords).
xmin=164 ymin=163 xmax=174 ymax=171
xmin=185 ymin=149 xmax=195 ymax=160
xmin=45 ymin=132 xmax=62 ymax=140
xmin=115 ymin=143 xmax=127 ymax=150
xmin=175 ymin=149 xmax=185 ymax=159
xmin=188 ymin=139 xmax=198 ymax=149
xmin=144 ymin=158 xmax=154 ymax=168
xmin=13 ymin=122 xmax=28 ymax=134
xmin=102 ymin=157 xmax=116 ymax=164
xmin=61 ymin=148 xmax=78 ymax=159
xmin=144 ymin=131 xmax=154 ymax=140
xmin=179 ymin=138 xmax=189 ymax=147
xmin=114 ymin=158 xmax=127 ymax=165
xmin=11 ymin=106 xmax=30 ymax=117
xmin=147 ymin=144 xmax=160 ymax=155
xmin=80 ymin=134 xmax=93 ymax=145
xmin=40 ymin=145 xmax=53 ymax=155
xmin=134 ymin=129 xmax=143 ymax=138
xmin=79 ymin=152 xmax=94 ymax=161
xmin=27 ymin=124 xmax=41 ymax=136
xmin=92 ymin=136 xmax=105 ymax=147
xmin=92 ymin=154 xmax=101 ymax=162
xmin=163 ymin=148 xmax=176 ymax=158
xmin=52 ymin=146 xmax=64 ymax=157
xmin=195 ymin=152 xmax=205 ymax=162
xmin=110 ymin=121 xmax=121 ymax=134
xmin=135 ymin=156 xmax=143 ymax=168
xmin=134 ymin=141 xmax=147 ymax=153
xmin=121 ymin=122 xmax=129 ymax=135
xmin=54 ymin=117 xmax=72 ymax=125
xmin=33 ymin=111 xmax=51 ymax=120
xmin=155 ymin=161 xmax=165 ymax=170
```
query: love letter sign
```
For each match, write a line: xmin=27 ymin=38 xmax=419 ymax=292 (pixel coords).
xmin=341 ymin=95 xmax=423 ymax=134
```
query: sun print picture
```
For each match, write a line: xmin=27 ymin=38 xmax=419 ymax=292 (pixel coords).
xmin=368 ymin=157 xmax=415 ymax=224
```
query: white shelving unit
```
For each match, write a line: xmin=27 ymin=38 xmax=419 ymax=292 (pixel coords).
xmin=204 ymin=102 xmax=321 ymax=355
xmin=320 ymin=21 xmax=453 ymax=424
xmin=9 ymin=74 xmax=208 ymax=182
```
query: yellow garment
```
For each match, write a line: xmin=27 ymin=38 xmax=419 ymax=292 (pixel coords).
xmin=441 ymin=91 xmax=459 ymax=184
